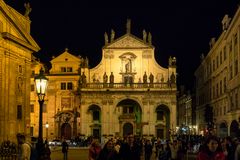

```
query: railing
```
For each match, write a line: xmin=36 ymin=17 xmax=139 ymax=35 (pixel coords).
xmin=0 ymin=141 xmax=17 ymax=160
xmin=79 ymin=82 xmax=176 ymax=89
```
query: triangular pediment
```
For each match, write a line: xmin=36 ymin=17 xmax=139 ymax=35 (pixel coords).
xmin=104 ymin=34 xmax=153 ymax=49
xmin=0 ymin=1 xmax=40 ymax=51
xmin=51 ymin=49 xmax=81 ymax=64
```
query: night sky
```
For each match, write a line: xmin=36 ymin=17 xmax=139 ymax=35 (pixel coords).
xmin=6 ymin=0 xmax=240 ymax=89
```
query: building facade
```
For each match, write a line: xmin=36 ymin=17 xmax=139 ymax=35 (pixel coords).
xmin=195 ymin=7 xmax=240 ymax=137
xmin=0 ymin=1 xmax=40 ymax=142
xmin=177 ymin=86 xmax=196 ymax=135
xmin=30 ymin=21 xmax=177 ymax=140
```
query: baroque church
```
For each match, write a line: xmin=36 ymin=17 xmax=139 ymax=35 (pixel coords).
xmin=0 ymin=0 xmax=40 ymax=142
xmin=30 ymin=20 xmax=178 ymax=140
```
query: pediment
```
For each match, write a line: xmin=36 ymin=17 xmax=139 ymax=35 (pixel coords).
xmin=51 ymin=50 xmax=80 ymax=63
xmin=0 ymin=1 xmax=40 ymax=51
xmin=105 ymin=34 xmax=152 ymax=49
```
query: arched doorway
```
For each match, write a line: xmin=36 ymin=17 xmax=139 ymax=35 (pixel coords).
xmin=219 ymin=122 xmax=228 ymax=137
xmin=123 ymin=123 xmax=133 ymax=137
xmin=61 ymin=123 xmax=71 ymax=140
xmin=117 ymin=99 xmax=142 ymax=136
xmin=230 ymin=120 xmax=239 ymax=137
xmin=155 ymin=105 xmax=170 ymax=139
xmin=88 ymin=105 xmax=101 ymax=138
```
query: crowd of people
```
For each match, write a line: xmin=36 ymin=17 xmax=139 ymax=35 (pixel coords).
xmin=16 ymin=132 xmax=240 ymax=160
xmin=87 ymin=134 xmax=240 ymax=160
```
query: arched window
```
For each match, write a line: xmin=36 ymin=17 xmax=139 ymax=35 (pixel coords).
xmin=93 ymin=110 xmax=100 ymax=121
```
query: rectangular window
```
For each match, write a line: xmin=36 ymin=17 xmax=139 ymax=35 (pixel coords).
xmin=235 ymin=60 xmax=238 ymax=76
xmin=213 ymin=60 xmax=215 ymax=71
xmin=129 ymin=107 xmax=134 ymax=113
xmin=157 ymin=111 xmax=164 ymax=120
xmin=224 ymin=46 xmax=227 ymax=60
xmin=31 ymin=84 xmax=34 ymax=92
xmin=30 ymin=104 xmax=34 ymax=113
xmin=17 ymin=105 xmax=22 ymax=120
xmin=30 ymin=127 xmax=34 ymax=136
xmin=123 ymin=107 xmax=127 ymax=114
xmin=61 ymin=83 xmax=66 ymax=90
xmin=61 ymin=67 xmax=66 ymax=72
xmin=67 ymin=82 xmax=73 ymax=90
xmin=220 ymin=51 xmax=223 ymax=64
xmin=216 ymin=83 xmax=219 ymax=97
xmin=230 ymin=42 xmax=232 ymax=53
xmin=67 ymin=67 xmax=73 ymax=72
xmin=216 ymin=56 xmax=219 ymax=68
xmin=93 ymin=111 xmax=100 ymax=121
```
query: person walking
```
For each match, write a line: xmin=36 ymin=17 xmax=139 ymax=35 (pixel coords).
xmin=62 ymin=139 xmax=69 ymax=160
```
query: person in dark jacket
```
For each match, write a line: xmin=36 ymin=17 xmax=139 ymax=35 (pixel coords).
xmin=144 ymin=139 xmax=153 ymax=160
xmin=119 ymin=134 xmax=141 ymax=160
xmin=62 ymin=139 xmax=68 ymax=160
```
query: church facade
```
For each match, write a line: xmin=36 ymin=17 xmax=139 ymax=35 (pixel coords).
xmin=0 ymin=1 xmax=40 ymax=142
xmin=31 ymin=21 xmax=177 ymax=140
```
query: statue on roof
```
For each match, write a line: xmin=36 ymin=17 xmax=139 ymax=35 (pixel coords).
xmin=143 ymin=29 xmax=147 ymax=42
xmin=104 ymin=32 xmax=108 ymax=45
xmin=24 ymin=2 xmax=32 ymax=18
xmin=126 ymin=19 xmax=131 ymax=34
xmin=111 ymin=29 xmax=115 ymax=42
xmin=148 ymin=32 xmax=152 ymax=45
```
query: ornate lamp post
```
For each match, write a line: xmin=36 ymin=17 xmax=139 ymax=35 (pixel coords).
xmin=35 ymin=68 xmax=48 ymax=158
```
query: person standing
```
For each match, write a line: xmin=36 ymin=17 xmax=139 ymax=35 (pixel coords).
xmin=89 ymin=138 xmax=102 ymax=160
xmin=144 ymin=139 xmax=153 ymax=160
xmin=16 ymin=133 xmax=31 ymax=160
xmin=62 ymin=139 xmax=69 ymax=160
xmin=197 ymin=136 xmax=225 ymax=160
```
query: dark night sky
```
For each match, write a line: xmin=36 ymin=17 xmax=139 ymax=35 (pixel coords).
xmin=6 ymin=0 xmax=240 ymax=89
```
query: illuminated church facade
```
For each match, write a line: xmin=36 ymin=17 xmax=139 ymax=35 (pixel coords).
xmin=30 ymin=20 xmax=177 ymax=140
xmin=0 ymin=1 xmax=40 ymax=142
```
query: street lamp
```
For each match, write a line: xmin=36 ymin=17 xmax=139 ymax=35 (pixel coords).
xmin=35 ymin=68 xmax=48 ymax=157
xmin=45 ymin=122 xmax=49 ymax=140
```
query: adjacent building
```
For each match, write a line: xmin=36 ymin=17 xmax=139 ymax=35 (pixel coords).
xmin=177 ymin=86 xmax=196 ymax=135
xmin=30 ymin=20 xmax=178 ymax=140
xmin=0 ymin=0 xmax=40 ymax=142
xmin=195 ymin=6 xmax=240 ymax=137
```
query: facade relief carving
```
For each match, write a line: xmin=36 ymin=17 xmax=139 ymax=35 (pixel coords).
xmin=107 ymin=36 xmax=149 ymax=48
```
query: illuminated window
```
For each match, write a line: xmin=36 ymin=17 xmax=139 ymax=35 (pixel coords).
xmin=61 ymin=67 xmax=66 ymax=72
xmin=67 ymin=67 xmax=72 ymax=72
